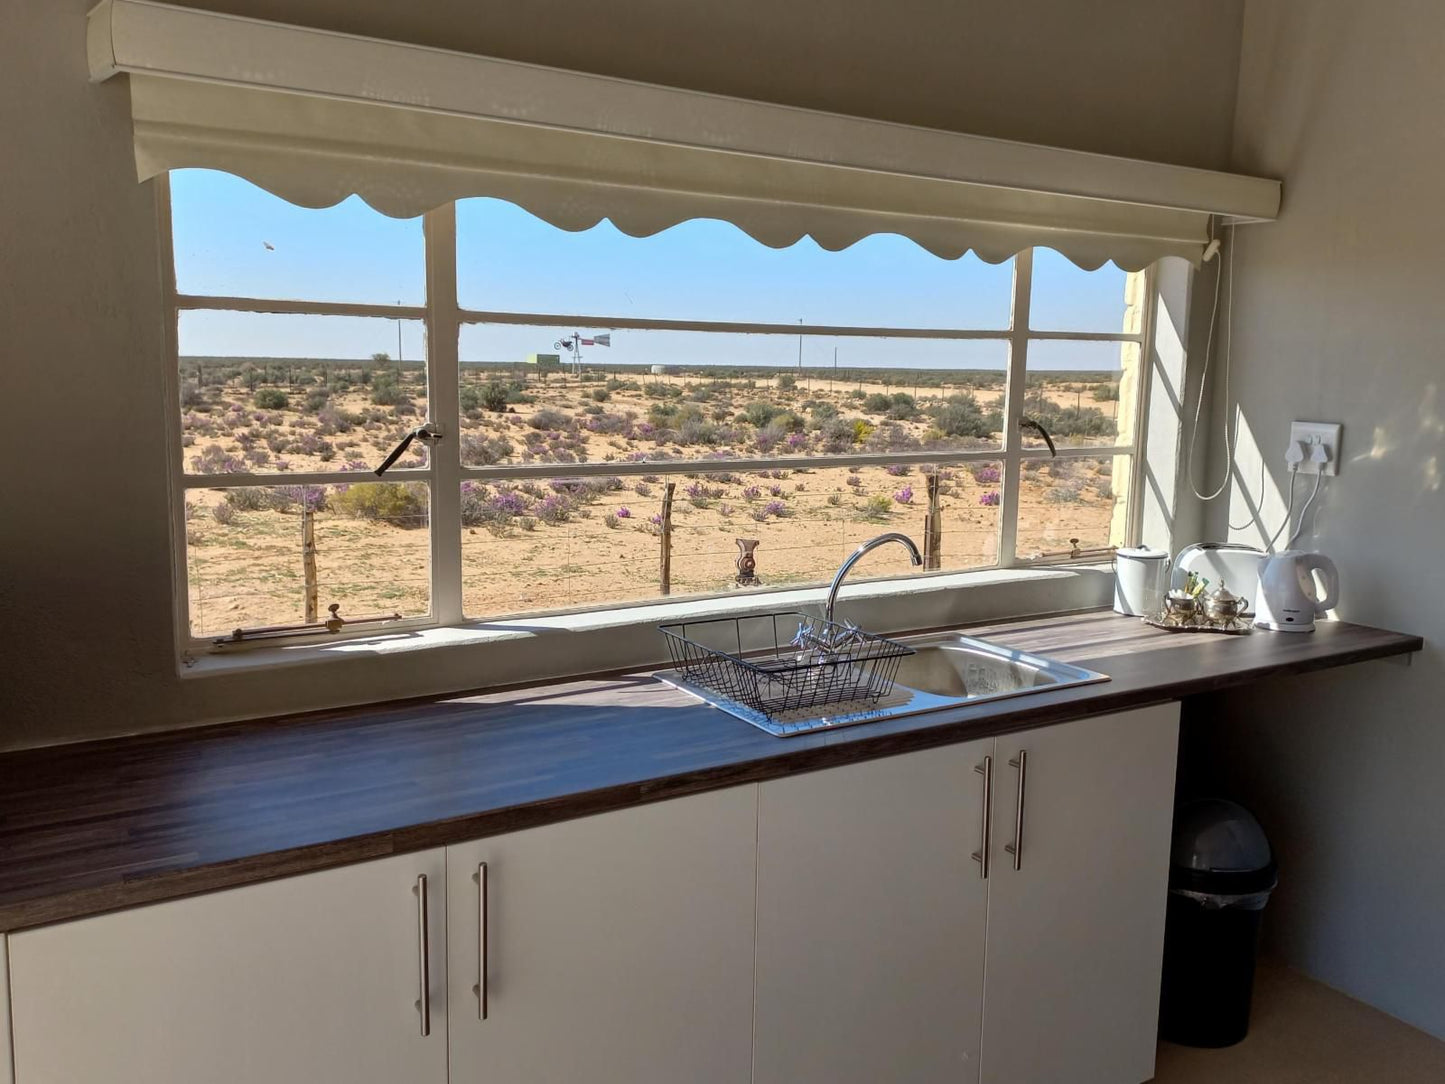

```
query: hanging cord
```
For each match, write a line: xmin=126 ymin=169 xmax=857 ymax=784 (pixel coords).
xmin=1285 ymin=472 xmax=1325 ymax=550
xmin=1263 ymin=471 xmax=1301 ymax=551
xmin=1187 ymin=222 xmax=1237 ymax=502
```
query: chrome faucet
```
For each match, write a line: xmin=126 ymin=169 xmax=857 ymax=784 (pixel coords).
xmin=823 ymin=532 xmax=923 ymax=628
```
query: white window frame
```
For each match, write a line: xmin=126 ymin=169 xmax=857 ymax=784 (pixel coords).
xmin=158 ymin=178 xmax=1154 ymax=659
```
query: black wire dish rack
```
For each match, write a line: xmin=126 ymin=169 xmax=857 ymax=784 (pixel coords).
xmin=659 ymin=612 xmax=915 ymax=720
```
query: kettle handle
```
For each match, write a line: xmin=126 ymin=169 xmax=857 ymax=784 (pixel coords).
xmin=1304 ymin=554 xmax=1340 ymax=614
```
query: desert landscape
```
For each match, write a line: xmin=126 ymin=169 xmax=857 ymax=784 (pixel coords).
xmin=179 ymin=356 xmax=1128 ymax=636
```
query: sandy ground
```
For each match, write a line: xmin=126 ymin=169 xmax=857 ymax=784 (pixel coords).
xmin=181 ymin=369 xmax=1122 ymax=634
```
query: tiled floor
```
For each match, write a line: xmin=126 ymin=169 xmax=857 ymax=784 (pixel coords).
xmin=1154 ymin=959 xmax=1445 ymax=1082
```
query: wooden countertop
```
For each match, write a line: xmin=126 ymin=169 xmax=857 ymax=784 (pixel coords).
xmin=0 ymin=611 xmax=1420 ymax=932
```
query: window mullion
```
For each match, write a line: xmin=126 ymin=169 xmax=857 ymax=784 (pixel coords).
xmin=997 ymin=249 xmax=1033 ymax=567
xmin=424 ymin=204 xmax=464 ymax=626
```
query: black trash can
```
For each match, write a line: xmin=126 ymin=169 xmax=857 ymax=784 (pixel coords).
xmin=1159 ymin=799 xmax=1278 ymax=1048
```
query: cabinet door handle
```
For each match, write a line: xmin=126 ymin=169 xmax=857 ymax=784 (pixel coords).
xmin=1004 ymin=750 xmax=1028 ymax=871
xmin=971 ymin=755 xmax=993 ymax=879
xmin=476 ymin=862 xmax=489 ymax=1020
xmin=415 ymin=873 xmax=431 ymax=1037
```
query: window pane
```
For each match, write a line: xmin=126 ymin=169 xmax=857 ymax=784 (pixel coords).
xmin=169 ymin=170 xmax=425 ymax=304
xmin=1028 ymin=249 xmax=1136 ymax=332
xmin=184 ymin=483 xmax=430 ymax=636
xmin=1019 ymin=341 xmax=1138 ymax=451
xmin=458 ymin=326 xmax=1006 ymax=466
xmin=460 ymin=463 xmax=1000 ymax=618
xmin=1015 ymin=455 xmax=1129 ymax=561
xmin=456 ymin=199 xmax=1012 ymax=329
xmin=179 ymin=312 xmax=428 ymax=473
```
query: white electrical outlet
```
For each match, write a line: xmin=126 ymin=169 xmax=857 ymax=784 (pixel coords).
xmin=1288 ymin=421 xmax=1342 ymax=475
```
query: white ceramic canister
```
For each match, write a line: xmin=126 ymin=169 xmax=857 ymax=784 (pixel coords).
xmin=1114 ymin=546 xmax=1170 ymax=617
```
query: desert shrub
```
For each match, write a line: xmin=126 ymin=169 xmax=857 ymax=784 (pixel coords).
xmin=777 ymin=373 xmax=797 ymax=390
xmin=211 ymin=502 xmax=237 ymax=526
xmin=483 ymin=382 xmax=511 ymax=412
xmin=254 ymin=388 xmax=289 ymax=410
xmin=590 ymin=387 xmax=611 ymax=403
xmin=224 ymin=487 xmax=268 ymax=511
xmin=743 ymin=402 xmax=786 ymax=429
xmin=460 ymin=433 xmax=513 ymax=465
xmin=861 ymin=494 xmax=893 ymax=520
xmin=679 ymin=416 xmax=719 ymax=445
xmin=331 ymin=482 xmax=427 ymax=527
xmin=887 ymin=394 xmax=918 ymax=421
xmin=979 ymin=491 xmax=1000 ymax=507
xmin=1092 ymin=383 xmax=1120 ymax=402
xmin=644 ymin=382 xmax=683 ymax=400
xmin=1028 ymin=403 xmax=1115 ymax=439
xmin=603 ymin=512 xmax=620 ymax=529
xmin=862 ymin=393 xmax=893 ymax=412
xmin=971 ymin=465 xmax=1001 ymax=484
xmin=529 ymin=408 xmax=573 ymax=431
xmin=1046 ymin=480 xmax=1085 ymax=503
xmin=750 ymin=499 xmax=790 ymax=521
xmin=187 ymin=442 xmax=241 ymax=474
xmin=929 ymin=393 xmax=1000 ymax=439
xmin=587 ymin=411 xmax=635 ymax=436
xmin=181 ymin=383 xmax=208 ymax=409
xmin=303 ymin=389 xmax=331 ymax=414
xmin=534 ymin=494 xmax=574 ymax=524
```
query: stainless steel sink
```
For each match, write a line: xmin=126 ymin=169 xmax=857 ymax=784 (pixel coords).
xmin=658 ymin=630 xmax=1108 ymax=737
xmin=891 ymin=633 xmax=1109 ymax=702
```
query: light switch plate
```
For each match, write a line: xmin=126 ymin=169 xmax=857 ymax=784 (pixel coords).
xmin=1289 ymin=421 xmax=1342 ymax=475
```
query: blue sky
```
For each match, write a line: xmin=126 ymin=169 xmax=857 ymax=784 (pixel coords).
xmin=172 ymin=170 xmax=1129 ymax=372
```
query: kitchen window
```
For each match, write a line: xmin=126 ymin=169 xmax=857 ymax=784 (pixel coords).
xmin=164 ymin=170 xmax=1150 ymax=649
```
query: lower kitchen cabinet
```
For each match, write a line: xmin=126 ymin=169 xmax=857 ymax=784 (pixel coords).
xmin=444 ymin=785 xmax=758 ymax=1084
xmin=6 ymin=848 xmax=448 ymax=1084
xmin=0 ymin=704 xmax=1180 ymax=1084
xmin=753 ymin=740 xmax=993 ymax=1084
xmin=981 ymin=703 xmax=1181 ymax=1084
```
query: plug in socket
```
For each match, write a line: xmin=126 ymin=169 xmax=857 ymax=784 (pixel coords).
xmin=1289 ymin=421 xmax=1342 ymax=475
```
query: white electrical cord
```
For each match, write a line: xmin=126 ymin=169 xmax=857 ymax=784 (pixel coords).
xmin=1286 ymin=472 xmax=1325 ymax=550
xmin=1263 ymin=471 xmax=1301 ymax=551
xmin=1186 ymin=222 xmax=1237 ymax=502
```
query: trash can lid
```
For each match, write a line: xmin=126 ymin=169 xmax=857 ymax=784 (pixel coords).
xmin=1169 ymin=799 xmax=1278 ymax=896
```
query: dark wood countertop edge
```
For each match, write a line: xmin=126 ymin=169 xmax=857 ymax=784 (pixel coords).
xmin=0 ymin=625 xmax=1421 ymax=933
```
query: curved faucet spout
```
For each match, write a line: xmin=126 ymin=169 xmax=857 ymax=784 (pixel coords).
xmin=824 ymin=532 xmax=923 ymax=627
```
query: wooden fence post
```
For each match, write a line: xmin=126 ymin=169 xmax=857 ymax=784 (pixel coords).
xmin=659 ymin=482 xmax=675 ymax=596
xmin=923 ymin=473 xmax=943 ymax=571
xmin=302 ymin=505 xmax=319 ymax=622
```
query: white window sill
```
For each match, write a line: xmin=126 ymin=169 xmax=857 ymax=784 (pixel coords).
xmin=182 ymin=564 xmax=1115 ymax=688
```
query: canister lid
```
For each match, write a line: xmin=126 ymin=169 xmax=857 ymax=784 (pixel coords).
xmin=1116 ymin=546 xmax=1169 ymax=561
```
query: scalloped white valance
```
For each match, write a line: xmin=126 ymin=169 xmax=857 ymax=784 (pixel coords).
xmin=88 ymin=0 xmax=1280 ymax=269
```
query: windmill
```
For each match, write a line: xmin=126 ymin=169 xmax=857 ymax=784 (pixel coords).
xmin=555 ymin=332 xmax=611 ymax=376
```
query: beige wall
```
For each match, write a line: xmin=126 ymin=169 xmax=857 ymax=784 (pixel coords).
xmin=0 ymin=0 xmax=1243 ymax=749
xmin=1199 ymin=0 xmax=1445 ymax=1039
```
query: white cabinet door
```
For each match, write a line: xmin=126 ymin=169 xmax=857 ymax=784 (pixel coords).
xmin=981 ymin=703 xmax=1180 ymax=1084
xmin=753 ymin=741 xmax=993 ymax=1084
xmin=7 ymin=849 xmax=448 ymax=1084
xmin=445 ymin=786 xmax=757 ymax=1084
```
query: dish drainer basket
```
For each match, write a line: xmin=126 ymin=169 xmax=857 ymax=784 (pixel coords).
xmin=659 ymin=611 xmax=914 ymax=718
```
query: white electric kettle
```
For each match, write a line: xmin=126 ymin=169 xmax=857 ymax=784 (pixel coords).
xmin=1253 ymin=550 xmax=1339 ymax=632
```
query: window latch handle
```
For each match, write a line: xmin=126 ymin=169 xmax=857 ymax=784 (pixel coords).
xmin=375 ymin=423 xmax=442 ymax=476
xmin=1018 ymin=416 xmax=1057 ymax=457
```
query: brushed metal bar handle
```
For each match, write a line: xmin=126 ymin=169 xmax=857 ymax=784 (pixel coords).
xmin=1005 ymin=750 xmax=1028 ymax=871
xmin=415 ymin=873 xmax=431 ymax=1037
xmin=476 ymin=862 xmax=489 ymax=1020
xmin=971 ymin=755 xmax=993 ymax=879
